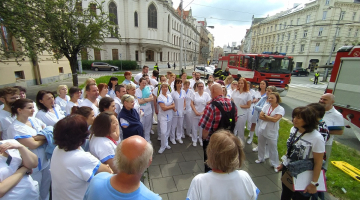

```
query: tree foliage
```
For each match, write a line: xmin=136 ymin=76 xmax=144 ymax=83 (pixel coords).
xmin=1 ymin=0 xmax=120 ymax=86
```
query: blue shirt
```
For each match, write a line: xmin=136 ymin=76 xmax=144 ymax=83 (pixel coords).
xmin=83 ymin=172 xmax=161 ymax=200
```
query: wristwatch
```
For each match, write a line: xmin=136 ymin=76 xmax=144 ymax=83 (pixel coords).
xmin=310 ymin=181 xmax=319 ymax=187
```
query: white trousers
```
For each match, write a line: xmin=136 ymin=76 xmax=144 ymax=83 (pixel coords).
xmin=31 ymin=164 xmax=51 ymax=200
xmin=258 ymin=134 xmax=279 ymax=167
xmin=234 ymin=114 xmax=247 ymax=143
xmin=247 ymin=106 xmax=254 ymax=129
xmin=141 ymin=114 xmax=152 ymax=142
xmin=184 ymin=112 xmax=192 ymax=136
xmin=160 ymin=120 xmax=171 ymax=150
xmin=170 ymin=116 xmax=184 ymax=140
xmin=191 ymin=116 xmax=202 ymax=143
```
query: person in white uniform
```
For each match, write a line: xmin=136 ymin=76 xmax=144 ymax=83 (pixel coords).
xmin=89 ymin=112 xmax=120 ymax=173
xmin=319 ymin=93 xmax=344 ymax=170
xmin=255 ymin=92 xmax=284 ymax=172
xmin=71 ymin=106 xmax=95 ymax=152
xmin=231 ymin=78 xmax=252 ymax=143
xmin=0 ymin=87 xmax=19 ymax=140
xmin=97 ymin=83 xmax=110 ymax=101
xmin=51 ymin=115 xmax=113 ymax=200
xmin=187 ymin=130 xmax=259 ymax=200
xmin=79 ymin=83 xmax=100 ymax=117
xmin=153 ymin=76 xmax=171 ymax=139
xmin=135 ymin=78 xmax=154 ymax=143
xmin=65 ymin=87 xmax=82 ymax=116
xmin=227 ymin=81 xmax=238 ymax=98
xmin=134 ymin=66 xmax=149 ymax=85
xmin=189 ymin=71 xmax=196 ymax=89
xmin=107 ymin=77 xmax=118 ymax=99
xmin=36 ymin=90 xmax=65 ymax=126
xmin=183 ymin=80 xmax=194 ymax=137
xmin=14 ymin=86 xmax=38 ymax=116
xmin=126 ymin=84 xmax=143 ymax=117
xmin=190 ymin=82 xmax=211 ymax=147
xmin=80 ymin=78 xmax=96 ymax=100
xmin=54 ymin=85 xmax=70 ymax=115
xmin=0 ymin=139 xmax=39 ymax=199
xmin=143 ymin=74 xmax=156 ymax=135
xmin=204 ymin=80 xmax=214 ymax=95
xmin=170 ymin=79 xmax=186 ymax=144
xmin=157 ymin=83 xmax=175 ymax=154
xmin=114 ymin=85 xmax=126 ymax=115
xmin=246 ymin=82 xmax=261 ymax=144
xmin=7 ymin=98 xmax=51 ymax=200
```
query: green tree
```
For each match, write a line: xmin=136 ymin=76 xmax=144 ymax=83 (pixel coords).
xmin=1 ymin=0 xmax=120 ymax=86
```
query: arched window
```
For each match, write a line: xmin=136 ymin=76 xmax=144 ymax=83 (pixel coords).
xmin=109 ymin=2 xmax=118 ymax=25
xmin=134 ymin=12 xmax=138 ymax=27
xmin=148 ymin=4 xmax=157 ymax=29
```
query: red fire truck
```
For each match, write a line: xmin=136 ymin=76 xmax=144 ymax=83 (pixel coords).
xmin=218 ymin=52 xmax=293 ymax=96
xmin=325 ymin=46 xmax=360 ymax=139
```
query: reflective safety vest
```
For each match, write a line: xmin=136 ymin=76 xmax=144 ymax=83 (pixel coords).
xmin=315 ymin=73 xmax=320 ymax=77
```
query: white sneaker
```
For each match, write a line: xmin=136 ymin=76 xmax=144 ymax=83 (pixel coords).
xmin=153 ymin=120 xmax=158 ymax=125
xmin=193 ymin=142 xmax=197 ymax=147
xmin=166 ymin=145 xmax=171 ymax=149
xmin=170 ymin=139 xmax=176 ymax=145
xmin=264 ymin=154 xmax=269 ymax=159
xmin=247 ymin=138 xmax=253 ymax=144
xmin=150 ymin=130 xmax=154 ymax=135
xmin=199 ymin=141 xmax=203 ymax=146
xmin=252 ymin=147 xmax=258 ymax=152
xmin=255 ymin=159 xmax=264 ymax=164
xmin=177 ymin=139 xmax=183 ymax=144
xmin=181 ymin=135 xmax=185 ymax=139
xmin=158 ymin=148 xmax=165 ymax=154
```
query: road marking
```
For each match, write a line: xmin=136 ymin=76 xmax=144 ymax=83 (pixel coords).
xmin=289 ymin=83 xmax=327 ymax=89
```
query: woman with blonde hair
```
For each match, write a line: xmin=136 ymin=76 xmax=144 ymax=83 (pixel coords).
xmin=231 ymin=78 xmax=252 ymax=143
xmin=80 ymin=78 xmax=96 ymax=99
xmin=125 ymin=84 xmax=142 ymax=116
xmin=55 ymin=85 xmax=70 ymax=114
xmin=187 ymin=130 xmax=259 ymax=200
xmin=224 ymin=76 xmax=234 ymax=91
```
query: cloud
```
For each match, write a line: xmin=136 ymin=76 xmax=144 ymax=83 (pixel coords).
xmin=172 ymin=0 xmax=311 ymax=46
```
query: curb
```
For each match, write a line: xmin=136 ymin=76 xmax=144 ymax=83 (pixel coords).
xmin=309 ymin=78 xmax=327 ymax=85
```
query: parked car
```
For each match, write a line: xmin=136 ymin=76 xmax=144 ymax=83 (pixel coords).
xmin=195 ymin=66 xmax=214 ymax=79
xmin=91 ymin=62 xmax=119 ymax=71
xmin=207 ymin=65 xmax=215 ymax=71
xmin=291 ymin=68 xmax=309 ymax=76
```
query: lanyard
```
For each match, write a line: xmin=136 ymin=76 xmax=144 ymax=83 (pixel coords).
xmin=267 ymin=105 xmax=277 ymax=116
xmin=106 ymin=136 xmax=118 ymax=145
xmin=286 ymin=129 xmax=305 ymax=158
xmin=28 ymin=118 xmax=35 ymax=128
xmin=52 ymin=106 xmax=59 ymax=119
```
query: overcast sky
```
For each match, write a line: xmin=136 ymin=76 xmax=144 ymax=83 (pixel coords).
xmin=171 ymin=0 xmax=311 ymax=47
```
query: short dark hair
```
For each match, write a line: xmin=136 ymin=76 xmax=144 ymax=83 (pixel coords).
xmin=115 ymin=84 xmax=125 ymax=93
xmin=143 ymin=65 xmax=149 ymax=69
xmin=174 ymin=78 xmax=182 ymax=91
xmin=54 ymin=115 xmax=89 ymax=151
xmin=69 ymin=87 xmax=80 ymax=98
xmin=13 ymin=86 xmax=26 ymax=93
xmin=36 ymin=90 xmax=55 ymax=112
xmin=292 ymin=106 xmax=319 ymax=133
xmin=11 ymin=98 xmax=34 ymax=117
xmin=307 ymin=103 xmax=325 ymax=119
xmin=139 ymin=77 xmax=147 ymax=84
xmin=71 ymin=106 xmax=93 ymax=118
xmin=259 ymin=80 xmax=269 ymax=91
xmin=91 ymin=111 xmax=114 ymax=137
xmin=0 ymin=87 xmax=19 ymax=98
xmin=142 ymin=74 xmax=149 ymax=78
xmin=85 ymin=83 xmax=97 ymax=92
xmin=99 ymin=97 xmax=114 ymax=112
xmin=152 ymin=70 xmax=159 ymax=77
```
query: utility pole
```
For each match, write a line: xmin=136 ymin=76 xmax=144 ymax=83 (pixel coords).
xmin=179 ymin=0 xmax=184 ymax=75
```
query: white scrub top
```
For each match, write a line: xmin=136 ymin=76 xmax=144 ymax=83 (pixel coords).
xmin=171 ymin=90 xmax=186 ymax=117
xmin=89 ymin=136 xmax=117 ymax=163
xmin=51 ymin=146 xmax=101 ymax=200
xmin=55 ymin=95 xmax=70 ymax=114
xmin=232 ymin=91 xmax=252 ymax=116
xmin=0 ymin=139 xmax=39 ymax=200
xmin=157 ymin=93 xmax=174 ymax=122
xmin=35 ymin=104 xmax=65 ymax=126
xmin=65 ymin=101 xmax=78 ymax=116
xmin=6 ymin=118 xmax=49 ymax=173
xmin=134 ymin=72 xmax=144 ymax=84
xmin=113 ymin=96 xmax=122 ymax=115
xmin=108 ymin=89 xmax=116 ymax=99
xmin=184 ymin=89 xmax=194 ymax=113
xmin=135 ymin=87 xmax=152 ymax=116
xmin=79 ymin=98 xmax=100 ymax=117
xmin=0 ymin=110 xmax=15 ymax=139
xmin=257 ymin=104 xmax=285 ymax=140
xmin=191 ymin=92 xmax=211 ymax=118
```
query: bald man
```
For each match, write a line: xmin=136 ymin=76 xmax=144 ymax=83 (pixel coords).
xmin=319 ymin=93 xmax=344 ymax=170
xmin=199 ymin=83 xmax=237 ymax=172
xmin=84 ymin=136 xmax=161 ymax=200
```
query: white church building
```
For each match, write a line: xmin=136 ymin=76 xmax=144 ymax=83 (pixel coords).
xmin=81 ymin=0 xmax=201 ymax=68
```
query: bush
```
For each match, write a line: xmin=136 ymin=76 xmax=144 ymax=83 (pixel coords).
xmin=81 ymin=60 xmax=137 ymax=70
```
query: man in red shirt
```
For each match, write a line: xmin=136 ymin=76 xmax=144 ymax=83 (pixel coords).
xmin=199 ymin=84 xmax=237 ymax=172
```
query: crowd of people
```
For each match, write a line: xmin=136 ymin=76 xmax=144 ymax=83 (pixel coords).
xmin=0 ymin=65 xmax=344 ymax=200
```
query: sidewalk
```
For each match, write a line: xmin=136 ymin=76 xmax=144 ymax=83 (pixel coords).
xmin=146 ymin=125 xmax=338 ymax=200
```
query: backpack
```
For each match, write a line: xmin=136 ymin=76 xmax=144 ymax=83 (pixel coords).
xmin=211 ymin=101 xmax=236 ymax=133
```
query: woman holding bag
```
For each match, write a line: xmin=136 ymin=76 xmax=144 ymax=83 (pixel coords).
xmin=277 ymin=106 xmax=325 ymax=200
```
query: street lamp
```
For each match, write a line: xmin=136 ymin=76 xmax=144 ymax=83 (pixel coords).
xmin=323 ymin=6 xmax=343 ymax=81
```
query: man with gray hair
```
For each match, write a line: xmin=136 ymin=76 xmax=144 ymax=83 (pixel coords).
xmin=319 ymin=93 xmax=344 ymax=170
xmin=84 ymin=135 xmax=161 ymax=200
